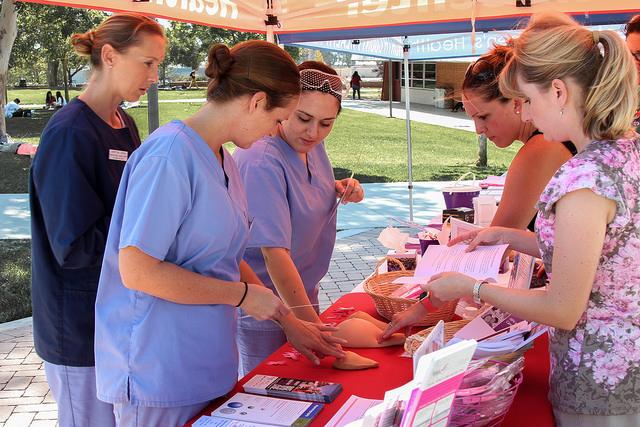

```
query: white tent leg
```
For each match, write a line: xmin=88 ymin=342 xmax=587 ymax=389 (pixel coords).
xmin=388 ymin=59 xmax=393 ymax=118
xmin=403 ymin=38 xmax=413 ymax=222
xmin=266 ymin=24 xmax=275 ymax=43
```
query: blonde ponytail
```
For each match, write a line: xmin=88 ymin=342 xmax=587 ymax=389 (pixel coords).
xmin=583 ymin=30 xmax=637 ymax=140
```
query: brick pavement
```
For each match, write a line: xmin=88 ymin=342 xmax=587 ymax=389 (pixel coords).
xmin=0 ymin=228 xmax=387 ymax=427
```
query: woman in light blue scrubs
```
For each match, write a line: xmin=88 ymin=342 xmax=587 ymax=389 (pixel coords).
xmin=94 ymin=42 xmax=345 ymax=427
xmin=234 ymin=61 xmax=365 ymax=375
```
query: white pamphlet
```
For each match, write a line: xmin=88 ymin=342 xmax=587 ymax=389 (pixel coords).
xmin=209 ymin=393 xmax=322 ymax=427
xmin=326 ymin=395 xmax=382 ymax=427
xmin=193 ymin=416 xmax=275 ymax=426
xmin=413 ymin=320 xmax=444 ymax=375
xmin=449 ymin=218 xmax=482 ymax=241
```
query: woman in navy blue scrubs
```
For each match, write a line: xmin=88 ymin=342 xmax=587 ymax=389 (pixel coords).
xmin=29 ymin=13 xmax=166 ymax=427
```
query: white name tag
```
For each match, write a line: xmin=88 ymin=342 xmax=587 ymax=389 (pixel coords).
xmin=109 ymin=149 xmax=129 ymax=162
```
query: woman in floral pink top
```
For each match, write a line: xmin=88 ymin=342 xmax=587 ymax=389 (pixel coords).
xmin=382 ymin=12 xmax=640 ymax=426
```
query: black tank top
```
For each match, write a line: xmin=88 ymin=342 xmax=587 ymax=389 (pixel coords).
xmin=526 ymin=131 xmax=577 ymax=231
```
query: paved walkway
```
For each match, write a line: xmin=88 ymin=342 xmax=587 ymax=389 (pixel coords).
xmin=0 ymin=181 xmax=456 ymax=239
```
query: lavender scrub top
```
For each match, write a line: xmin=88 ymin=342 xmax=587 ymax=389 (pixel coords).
xmin=233 ymin=135 xmax=337 ymax=330
xmin=94 ymin=121 xmax=249 ymax=407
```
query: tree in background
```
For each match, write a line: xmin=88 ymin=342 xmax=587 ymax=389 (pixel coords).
xmin=9 ymin=3 xmax=104 ymax=101
xmin=163 ymin=21 xmax=263 ymax=86
xmin=0 ymin=0 xmax=18 ymax=141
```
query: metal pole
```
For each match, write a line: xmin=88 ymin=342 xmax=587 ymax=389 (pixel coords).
xmin=147 ymin=83 xmax=159 ymax=134
xmin=388 ymin=59 xmax=393 ymax=118
xmin=266 ymin=24 xmax=275 ymax=44
xmin=403 ymin=37 xmax=413 ymax=222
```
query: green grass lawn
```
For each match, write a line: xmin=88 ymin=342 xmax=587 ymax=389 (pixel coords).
xmin=7 ymin=88 xmax=84 ymax=105
xmin=6 ymin=88 xmax=517 ymax=182
xmin=0 ymin=240 xmax=31 ymax=324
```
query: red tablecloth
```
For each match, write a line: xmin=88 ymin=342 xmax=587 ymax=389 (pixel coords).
xmin=186 ymin=292 xmax=554 ymax=426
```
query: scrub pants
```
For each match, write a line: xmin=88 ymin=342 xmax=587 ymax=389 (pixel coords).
xmin=44 ymin=361 xmax=115 ymax=427
xmin=114 ymin=401 xmax=207 ymax=427
xmin=554 ymin=408 xmax=640 ymax=427
xmin=237 ymin=327 xmax=286 ymax=377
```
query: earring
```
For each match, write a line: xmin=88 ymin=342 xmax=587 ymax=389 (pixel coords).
xmin=560 ymin=108 xmax=564 ymax=117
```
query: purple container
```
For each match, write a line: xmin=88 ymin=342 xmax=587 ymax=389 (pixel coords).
xmin=419 ymin=238 xmax=439 ymax=255
xmin=442 ymin=185 xmax=481 ymax=209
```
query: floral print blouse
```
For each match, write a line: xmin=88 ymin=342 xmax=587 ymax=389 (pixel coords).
xmin=535 ymin=137 xmax=640 ymax=415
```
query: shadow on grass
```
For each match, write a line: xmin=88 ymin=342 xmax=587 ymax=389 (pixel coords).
xmin=334 ymin=167 xmax=393 ymax=183
xmin=334 ymin=164 xmax=508 ymax=183
xmin=422 ymin=164 xmax=508 ymax=181
xmin=0 ymin=239 xmax=31 ymax=323
xmin=0 ymin=153 xmax=31 ymax=194
xmin=6 ymin=109 xmax=56 ymax=140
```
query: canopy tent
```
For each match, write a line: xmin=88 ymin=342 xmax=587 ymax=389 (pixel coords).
xmin=19 ymin=0 xmax=638 ymax=41
xmin=18 ymin=0 xmax=639 ymax=220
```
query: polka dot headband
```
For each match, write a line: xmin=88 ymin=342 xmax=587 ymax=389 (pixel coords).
xmin=300 ymin=69 xmax=343 ymax=102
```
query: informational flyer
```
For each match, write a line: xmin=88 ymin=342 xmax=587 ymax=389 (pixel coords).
xmin=208 ymin=393 xmax=323 ymax=427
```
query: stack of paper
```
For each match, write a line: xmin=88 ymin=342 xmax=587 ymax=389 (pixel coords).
xmin=451 ymin=307 xmax=548 ymax=359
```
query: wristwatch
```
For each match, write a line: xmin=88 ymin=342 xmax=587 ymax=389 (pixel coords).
xmin=473 ymin=279 xmax=488 ymax=305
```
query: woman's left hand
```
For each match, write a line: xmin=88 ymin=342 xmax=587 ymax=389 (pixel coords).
xmin=335 ymin=178 xmax=364 ymax=204
xmin=423 ymin=272 xmax=475 ymax=302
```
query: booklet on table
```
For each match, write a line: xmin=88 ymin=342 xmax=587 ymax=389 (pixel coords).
xmin=195 ymin=392 xmax=323 ymax=427
xmin=243 ymin=375 xmax=342 ymax=403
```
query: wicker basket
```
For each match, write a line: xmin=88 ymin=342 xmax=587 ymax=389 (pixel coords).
xmin=404 ymin=319 xmax=471 ymax=355
xmin=363 ymin=258 xmax=459 ymax=327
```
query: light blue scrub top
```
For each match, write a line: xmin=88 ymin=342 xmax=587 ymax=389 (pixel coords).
xmin=233 ymin=136 xmax=337 ymax=330
xmin=95 ymin=121 xmax=249 ymax=407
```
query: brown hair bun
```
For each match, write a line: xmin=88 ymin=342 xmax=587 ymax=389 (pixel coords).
xmin=205 ymin=44 xmax=235 ymax=80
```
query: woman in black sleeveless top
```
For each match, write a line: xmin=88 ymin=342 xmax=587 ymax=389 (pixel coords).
xmin=463 ymin=44 xmax=576 ymax=231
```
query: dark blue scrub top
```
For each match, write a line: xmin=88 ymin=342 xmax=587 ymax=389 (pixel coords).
xmin=29 ymin=98 xmax=140 ymax=366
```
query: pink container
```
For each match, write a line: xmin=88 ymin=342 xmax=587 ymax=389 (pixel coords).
xmin=449 ymin=368 xmax=523 ymax=427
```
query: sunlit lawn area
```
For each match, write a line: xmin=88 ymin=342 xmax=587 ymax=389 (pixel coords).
xmin=7 ymin=87 xmax=516 ymax=183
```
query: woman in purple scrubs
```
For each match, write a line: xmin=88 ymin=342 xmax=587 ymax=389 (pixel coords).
xmin=234 ymin=61 xmax=365 ymax=375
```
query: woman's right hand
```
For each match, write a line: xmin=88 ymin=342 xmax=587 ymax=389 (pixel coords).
xmin=240 ymin=283 xmax=290 ymax=321
xmin=378 ymin=302 xmax=428 ymax=342
xmin=448 ymin=226 xmax=513 ymax=251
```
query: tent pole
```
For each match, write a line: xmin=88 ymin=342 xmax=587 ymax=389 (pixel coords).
xmin=147 ymin=83 xmax=159 ymax=134
xmin=403 ymin=37 xmax=413 ymax=222
xmin=266 ymin=24 xmax=275 ymax=44
xmin=265 ymin=1 xmax=278 ymax=44
xmin=388 ymin=59 xmax=393 ymax=118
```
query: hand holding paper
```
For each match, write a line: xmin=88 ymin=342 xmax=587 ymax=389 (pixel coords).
xmin=423 ymin=272 xmax=477 ymax=303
